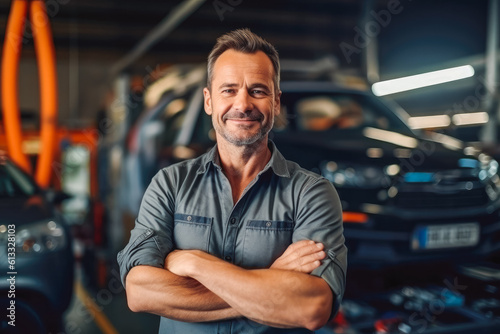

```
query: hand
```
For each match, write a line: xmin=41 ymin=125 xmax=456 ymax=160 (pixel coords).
xmin=270 ymin=240 xmax=326 ymax=274
xmin=164 ymin=250 xmax=197 ymax=277
xmin=165 ymin=249 xmax=221 ymax=277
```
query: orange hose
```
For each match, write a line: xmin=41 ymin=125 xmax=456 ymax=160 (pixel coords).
xmin=30 ymin=0 xmax=58 ymax=188
xmin=1 ymin=0 xmax=31 ymax=173
xmin=342 ymin=212 xmax=369 ymax=224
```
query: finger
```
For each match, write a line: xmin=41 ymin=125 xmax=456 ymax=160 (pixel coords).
xmin=296 ymin=250 xmax=326 ymax=267
xmin=294 ymin=259 xmax=322 ymax=274
xmin=281 ymin=240 xmax=315 ymax=257
xmin=272 ymin=241 xmax=325 ymax=270
xmin=286 ymin=242 xmax=324 ymax=261
xmin=277 ymin=247 xmax=325 ymax=270
xmin=285 ymin=240 xmax=321 ymax=258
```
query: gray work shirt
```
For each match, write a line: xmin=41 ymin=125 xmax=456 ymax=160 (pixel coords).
xmin=118 ymin=141 xmax=347 ymax=334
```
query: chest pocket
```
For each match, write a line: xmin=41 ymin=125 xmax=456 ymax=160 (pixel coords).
xmin=242 ymin=220 xmax=294 ymax=269
xmin=173 ymin=213 xmax=213 ymax=252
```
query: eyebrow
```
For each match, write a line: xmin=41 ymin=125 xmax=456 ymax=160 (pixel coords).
xmin=248 ymin=83 xmax=271 ymax=93
xmin=218 ymin=83 xmax=239 ymax=90
xmin=217 ymin=83 xmax=271 ymax=93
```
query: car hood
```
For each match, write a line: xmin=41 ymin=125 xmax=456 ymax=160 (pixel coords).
xmin=0 ymin=195 xmax=54 ymax=225
xmin=271 ymin=128 xmax=471 ymax=171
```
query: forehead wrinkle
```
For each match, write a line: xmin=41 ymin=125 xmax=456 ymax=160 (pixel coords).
xmin=212 ymin=70 xmax=273 ymax=89
xmin=217 ymin=82 xmax=239 ymax=90
xmin=214 ymin=65 xmax=272 ymax=79
xmin=211 ymin=50 xmax=275 ymax=92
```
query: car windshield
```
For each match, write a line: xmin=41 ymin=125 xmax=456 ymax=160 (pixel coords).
xmin=0 ymin=161 xmax=37 ymax=197
xmin=274 ymin=91 xmax=413 ymax=136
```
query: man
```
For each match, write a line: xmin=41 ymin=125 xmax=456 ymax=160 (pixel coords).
xmin=118 ymin=28 xmax=347 ymax=333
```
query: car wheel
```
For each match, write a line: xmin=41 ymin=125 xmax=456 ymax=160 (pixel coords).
xmin=0 ymin=298 xmax=46 ymax=334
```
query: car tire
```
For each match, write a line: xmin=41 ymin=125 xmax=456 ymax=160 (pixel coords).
xmin=0 ymin=298 xmax=46 ymax=334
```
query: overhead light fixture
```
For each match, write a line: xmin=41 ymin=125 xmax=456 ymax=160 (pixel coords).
xmin=363 ymin=127 xmax=418 ymax=148
xmin=452 ymin=112 xmax=489 ymax=126
xmin=372 ymin=65 xmax=475 ymax=96
xmin=429 ymin=132 xmax=463 ymax=151
xmin=408 ymin=115 xmax=451 ymax=129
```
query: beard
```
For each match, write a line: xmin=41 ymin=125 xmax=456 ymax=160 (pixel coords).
xmin=212 ymin=110 xmax=274 ymax=146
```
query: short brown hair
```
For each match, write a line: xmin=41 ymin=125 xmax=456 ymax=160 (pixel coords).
xmin=207 ymin=28 xmax=280 ymax=93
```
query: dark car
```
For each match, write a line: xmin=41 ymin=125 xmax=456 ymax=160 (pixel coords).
xmin=120 ymin=78 xmax=500 ymax=267
xmin=0 ymin=153 xmax=74 ymax=333
xmin=273 ymin=82 xmax=500 ymax=266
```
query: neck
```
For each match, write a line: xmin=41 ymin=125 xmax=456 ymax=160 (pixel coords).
xmin=217 ymin=137 xmax=271 ymax=179
xmin=216 ymin=137 xmax=272 ymax=204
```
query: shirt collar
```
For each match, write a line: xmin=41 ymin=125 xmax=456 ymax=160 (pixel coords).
xmin=197 ymin=140 xmax=290 ymax=178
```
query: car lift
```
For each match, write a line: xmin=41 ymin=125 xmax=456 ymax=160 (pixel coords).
xmin=1 ymin=0 xmax=57 ymax=188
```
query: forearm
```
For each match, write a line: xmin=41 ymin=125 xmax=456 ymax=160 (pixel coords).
xmin=125 ymin=265 xmax=240 ymax=321
xmin=189 ymin=257 xmax=332 ymax=330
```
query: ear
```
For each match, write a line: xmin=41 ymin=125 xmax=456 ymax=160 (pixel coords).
xmin=203 ymin=87 xmax=212 ymax=115
xmin=274 ymin=90 xmax=282 ymax=116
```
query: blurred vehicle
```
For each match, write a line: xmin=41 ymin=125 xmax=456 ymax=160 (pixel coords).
xmin=119 ymin=73 xmax=500 ymax=267
xmin=273 ymin=82 xmax=500 ymax=267
xmin=0 ymin=153 xmax=74 ymax=333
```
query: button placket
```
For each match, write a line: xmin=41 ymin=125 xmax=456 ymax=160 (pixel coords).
xmin=223 ymin=215 xmax=238 ymax=263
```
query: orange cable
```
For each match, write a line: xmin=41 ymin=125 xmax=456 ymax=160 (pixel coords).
xmin=30 ymin=0 xmax=58 ymax=188
xmin=342 ymin=211 xmax=369 ymax=224
xmin=1 ymin=0 xmax=31 ymax=173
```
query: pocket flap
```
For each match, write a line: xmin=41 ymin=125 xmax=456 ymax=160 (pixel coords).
xmin=247 ymin=220 xmax=295 ymax=230
xmin=174 ymin=213 xmax=212 ymax=225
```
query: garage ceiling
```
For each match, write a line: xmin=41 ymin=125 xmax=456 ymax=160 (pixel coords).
xmin=0 ymin=0 xmax=493 ymax=139
xmin=0 ymin=0 xmax=488 ymax=74
xmin=0 ymin=0 xmax=364 ymax=69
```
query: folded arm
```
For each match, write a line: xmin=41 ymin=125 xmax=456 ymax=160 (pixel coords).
xmin=125 ymin=240 xmax=326 ymax=324
xmin=126 ymin=265 xmax=239 ymax=322
xmin=119 ymin=171 xmax=237 ymax=321
xmin=165 ymin=243 xmax=333 ymax=331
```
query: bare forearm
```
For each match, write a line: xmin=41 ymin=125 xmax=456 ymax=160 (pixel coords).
xmin=126 ymin=265 xmax=240 ymax=321
xmin=189 ymin=258 xmax=332 ymax=330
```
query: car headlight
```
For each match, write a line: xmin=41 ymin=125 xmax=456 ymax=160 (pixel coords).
xmin=0 ymin=220 xmax=67 ymax=254
xmin=475 ymin=155 xmax=500 ymax=201
xmin=320 ymin=161 xmax=391 ymax=189
xmin=477 ymin=154 xmax=498 ymax=178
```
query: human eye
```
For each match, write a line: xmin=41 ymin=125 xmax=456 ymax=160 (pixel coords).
xmin=251 ymin=89 xmax=268 ymax=96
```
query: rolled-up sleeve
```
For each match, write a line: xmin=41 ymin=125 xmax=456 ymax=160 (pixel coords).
xmin=293 ymin=177 xmax=347 ymax=317
xmin=117 ymin=169 xmax=176 ymax=287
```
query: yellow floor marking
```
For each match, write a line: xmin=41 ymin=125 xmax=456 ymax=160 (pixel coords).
xmin=75 ymin=280 xmax=119 ymax=334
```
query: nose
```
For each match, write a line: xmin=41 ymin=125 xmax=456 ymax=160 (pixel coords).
xmin=233 ymin=90 xmax=253 ymax=112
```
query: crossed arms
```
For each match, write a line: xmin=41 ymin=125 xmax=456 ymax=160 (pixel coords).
xmin=125 ymin=240 xmax=333 ymax=331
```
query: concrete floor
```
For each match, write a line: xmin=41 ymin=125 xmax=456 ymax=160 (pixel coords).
xmin=60 ymin=261 xmax=500 ymax=334
xmin=62 ymin=265 xmax=159 ymax=334
xmin=61 ymin=265 xmax=335 ymax=334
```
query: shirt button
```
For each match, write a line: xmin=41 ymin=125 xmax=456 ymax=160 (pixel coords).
xmin=230 ymin=218 xmax=236 ymax=225
xmin=266 ymin=221 xmax=272 ymax=227
xmin=187 ymin=216 xmax=192 ymax=221
xmin=225 ymin=256 xmax=232 ymax=261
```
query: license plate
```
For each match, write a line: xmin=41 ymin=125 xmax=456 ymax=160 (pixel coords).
xmin=412 ymin=223 xmax=480 ymax=250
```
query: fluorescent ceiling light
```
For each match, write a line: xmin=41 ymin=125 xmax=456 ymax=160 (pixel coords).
xmin=408 ymin=115 xmax=451 ymax=129
xmin=452 ymin=112 xmax=489 ymax=126
xmin=429 ymin=133 xmax=463 ymax=151
xmin=366 ymin=147 xmax=383 ymax=158
xmin=363 ymin=127 xmax=418 ymax=148
xmin=372 ymin=65 xmax=475 ymax=96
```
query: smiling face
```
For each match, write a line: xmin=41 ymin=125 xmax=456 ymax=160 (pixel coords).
xmin=203 ymin=49 xmax=281 ymax=147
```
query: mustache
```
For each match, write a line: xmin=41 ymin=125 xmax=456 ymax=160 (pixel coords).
xmin=223 ymin=111 xmax=263 ymax=121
